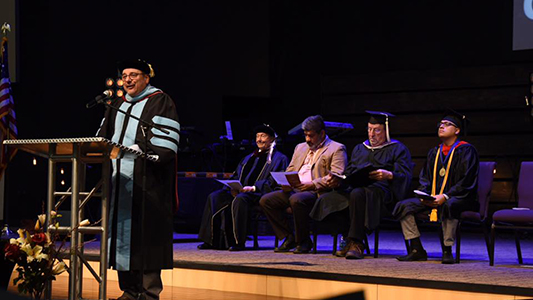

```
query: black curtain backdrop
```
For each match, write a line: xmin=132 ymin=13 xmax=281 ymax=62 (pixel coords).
xmin=5 ymin=0 xmax=533 ymax=226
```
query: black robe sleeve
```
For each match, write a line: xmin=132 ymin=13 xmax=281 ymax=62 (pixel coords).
xmin=443 ymin=144 xmax=479 ymax=200
xmin=388 ymin=143 xmax=413 ymax=202
xmin=139 ymin=93 xmax=180 ymax=164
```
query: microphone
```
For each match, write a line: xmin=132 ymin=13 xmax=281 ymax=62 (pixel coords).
xmin=86 ymin=90 xmax=113 ymax=109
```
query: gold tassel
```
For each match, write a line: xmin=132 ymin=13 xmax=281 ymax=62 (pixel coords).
xmin=148 ymin=63 xmax=155 ymax=78
xmin=429 ymin=208 xmax=438 ymax=222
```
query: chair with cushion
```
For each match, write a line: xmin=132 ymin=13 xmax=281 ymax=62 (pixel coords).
xmin=490 ymin=161 xmax=533 ymax=266
xmin=410 ymin=161 xmax=496 ymax=263
xmin=455 ymin=161 xmax=495 ymax=263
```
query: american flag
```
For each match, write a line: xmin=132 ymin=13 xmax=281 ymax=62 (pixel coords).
xmin=0 ymin=36 xmax=17 ymax=177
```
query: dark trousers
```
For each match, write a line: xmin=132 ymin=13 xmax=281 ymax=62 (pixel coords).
xmin=347 ymin=187 xmax=386 ymax=242
xmin=118 ymin=270 xmax=162 ymax=300
xmin=259 ymin=190 xmax=317 ymax=243
xmin=231 ymin=192 xmax=261 ymax=245
xmin=198 ymin=189 xmax=260 ymax=248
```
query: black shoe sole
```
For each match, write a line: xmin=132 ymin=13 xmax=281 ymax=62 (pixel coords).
xmin=293 ymin=249 xmax=311 ymax=254
xmin=274 ymin=245 xmax=296 ymax=253
xmin=396 ymin=257 xmax=428 ymax=262
xmin=442 ymin=257 xmax=455 ymax=264
xmin=229 ymin=247 xmax=245 ymax=252
xmin=197 ymin=244 xmax=213 ymax=250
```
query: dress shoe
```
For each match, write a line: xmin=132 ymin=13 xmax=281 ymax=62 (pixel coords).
xmin=274 ymin=235 xmax=296 ymax=252
xmin=396 ymin=249 xmax=428 ymax=261
xmin=335 ymin=240 xmax=352 ymax=257
xmin=115 ymin=292 xmax=136 ymax=300
xmin=293 ymin=238 xmax=313 ymax=254
xmin=229 ymin=244 xmax=246 ymax=251
xmin=442 ymin=250 xmax=455 ymax=264
xmin=197 ymin=242 xmax=213 ymax=250
xmin=345 ymin=241 xmax=365 ymax=259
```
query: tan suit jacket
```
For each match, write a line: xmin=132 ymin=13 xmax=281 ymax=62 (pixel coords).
xmin=286 ymin=137 xmax=347 ymax=193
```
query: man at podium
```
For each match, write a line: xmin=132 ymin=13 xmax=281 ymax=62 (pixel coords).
xmin=97 ymin=59 xmax=180 ymax=300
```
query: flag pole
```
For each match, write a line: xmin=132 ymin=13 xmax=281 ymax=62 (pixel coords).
xmin=0 ymin=22 xmax=11 ymax=141
xmin=0 ymin=22 xmax=10 ymax=253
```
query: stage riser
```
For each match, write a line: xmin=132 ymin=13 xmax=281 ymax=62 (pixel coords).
xmin=8 ymin=261 xmax=530 ymax=300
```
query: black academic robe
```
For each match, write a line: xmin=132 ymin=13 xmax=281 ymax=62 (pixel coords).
xmin=393 ymin=142 xmax=479 ymax=220
xmin=97 ymin=90 xmax=179 ymax=271
xmin=311 ymin=140 xmax=412 ymax=231
xmin=198 ymin=150 xmax=288 ymax=247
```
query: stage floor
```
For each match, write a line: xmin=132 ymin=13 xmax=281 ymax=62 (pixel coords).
xmin=78 ymin=229 xmax=533 ymax=298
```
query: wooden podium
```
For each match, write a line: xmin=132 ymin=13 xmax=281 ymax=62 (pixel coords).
xmin=4 ymin=137 xmax=156 ymax=300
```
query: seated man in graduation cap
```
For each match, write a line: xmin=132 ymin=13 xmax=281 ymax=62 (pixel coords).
xmin=197 ymin=124 xmax=288 ymax=251
xmin=393 ymin=109 xmax=479 ymax=264
xmin=260 ymin=115 xmax=348 ymax=254
xmin=310 ymin=111 xmax=412 ymax=259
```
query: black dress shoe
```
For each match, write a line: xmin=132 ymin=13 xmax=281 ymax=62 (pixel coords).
xmin=274 ymin=235 xmax=296 ymax=252
xmin=116 ymin=292 xmax=136 ymax=300
xmin=229 ymin=244 xmax=246 ymax=251
xmin=396 ymin=249 xmax=428 ymax=261
xmin=293 ymin=238 xmax=313 ymax=254
xmin=197 ymin=242 xmax=214 ymax=250
xmin=442 ymin=250 xmax=455 ymax=264
xmin=345 ymin=241 xmax=364 ymax=259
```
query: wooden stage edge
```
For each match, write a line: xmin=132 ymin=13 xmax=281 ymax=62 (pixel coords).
xmin=8 ymin=259 xmax=533 ymax=300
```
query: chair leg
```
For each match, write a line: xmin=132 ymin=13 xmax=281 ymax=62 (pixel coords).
xmin=438 ymin=226 xmax=445 ymax=253
xmin=481 ymin=220 xmax=492 ymax=262
xmin=275 ymin=237 xmax=279 ymax=249
xmin=515 ymin=230 xmax=523 ymax=265
xmin=252 ymin=218 xmax=259 ymax=250
xmin=455 ymin=221 xmax=461 ymax=264
xmin=313 ymin=223 xmax=318 ymax=254
xmin=363 ymin=235 xmax=371 ymax=255
xmin=332 ymin=234 xmax=338 ymax=256
xmin=373 ymin=228 xmax=379 ymax=258
xmin=490 ymin=224 xmax=496 ymax=266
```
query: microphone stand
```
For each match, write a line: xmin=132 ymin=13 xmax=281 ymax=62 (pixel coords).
xmin=96 ymin=97 xmax=172 ymax=300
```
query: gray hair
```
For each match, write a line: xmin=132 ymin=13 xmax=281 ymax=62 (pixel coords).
xmin=301 ymin=115 xmax=325 ymax=133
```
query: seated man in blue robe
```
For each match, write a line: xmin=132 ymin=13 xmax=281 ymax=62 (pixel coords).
xmin=393 ymin=109 xmax=479 ymax=264
xmin=197 ymin=124 xmax=288 ymax=251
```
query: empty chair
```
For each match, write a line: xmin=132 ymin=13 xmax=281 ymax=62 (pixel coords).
xmin=490 ymin=161 xmax=533 ymax=266
xmin=455 ymin=161 xmax=495 ymax=263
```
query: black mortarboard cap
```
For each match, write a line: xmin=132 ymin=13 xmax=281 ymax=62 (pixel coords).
xmin=442 ymin=108 xmax=468 ymax=134
xmin=366 ymin=110 xmax=395 ymax=125
xmin=117 ymin=59 xmax=155 ymax=77
xmin=253 ymin=124 xmax=277 ymax=138
xmin=365 ymin=110 xmax=395 ymax=142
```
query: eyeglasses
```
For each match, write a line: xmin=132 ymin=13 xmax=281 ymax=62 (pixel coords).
xmin=438 ymin=121 xmax=457 ymax=128
xmin=367 ymin=127 xmax=383 ymax=134
xmin=121 ymin=72 xmax=143 ymax=80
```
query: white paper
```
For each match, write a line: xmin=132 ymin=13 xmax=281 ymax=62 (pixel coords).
xmin=216 ymin=179 xmax=243 ymax=190
xmin=270 ymin=172 xmax=291 ymax=186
